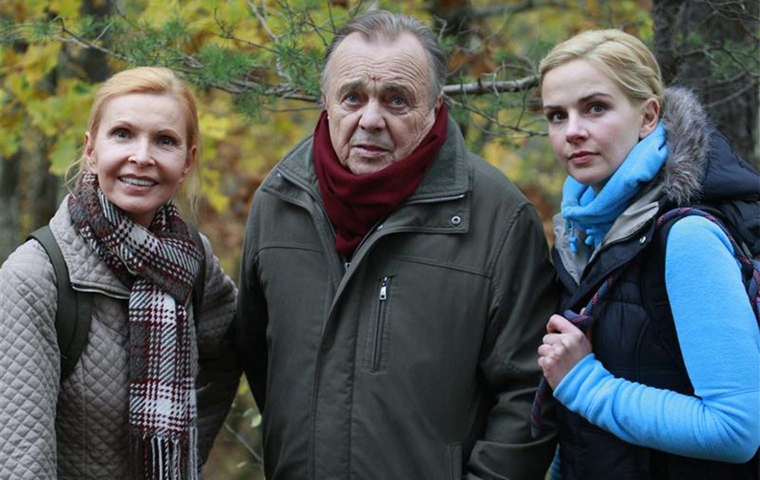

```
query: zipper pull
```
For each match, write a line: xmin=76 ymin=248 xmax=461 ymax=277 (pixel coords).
xmin=379 ymin=277 xmax=388 ymax=300
xmin=344 ymin=262 xmax=351 ymax=271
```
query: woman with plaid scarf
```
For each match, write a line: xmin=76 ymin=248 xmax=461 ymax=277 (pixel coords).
xmin=0 ymin=67 xmax=240 ymax=479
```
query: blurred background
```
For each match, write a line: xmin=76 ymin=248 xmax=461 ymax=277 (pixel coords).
xmin=1 ymin=0 xmax=757 ymax=478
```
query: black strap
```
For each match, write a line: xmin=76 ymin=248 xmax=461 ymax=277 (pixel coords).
xmin=28 ymin=226 xmax=92 ymax=382
xmin=188 ymin=225 xmax=205 ymax=329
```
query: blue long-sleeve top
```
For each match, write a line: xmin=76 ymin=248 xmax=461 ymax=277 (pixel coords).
xmin=554 ymin=216 xmax=760 ymax=463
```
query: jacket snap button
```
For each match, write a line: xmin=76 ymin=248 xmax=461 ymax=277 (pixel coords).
xmin=451 ymin=215 xmax=462 ymax=225
xmin=639 ymin=235 xmax=647 ymax=244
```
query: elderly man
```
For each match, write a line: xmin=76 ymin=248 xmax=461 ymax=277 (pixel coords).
xmin=237 ymin=10 xmax=557 ymax=480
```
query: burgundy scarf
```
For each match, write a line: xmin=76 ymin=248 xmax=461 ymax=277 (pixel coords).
xmin=313 ymin=105 xmax=448 ymax=258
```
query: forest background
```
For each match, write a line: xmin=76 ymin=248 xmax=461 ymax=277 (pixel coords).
xmin=1 ymin=0 xmax=758 ymax=478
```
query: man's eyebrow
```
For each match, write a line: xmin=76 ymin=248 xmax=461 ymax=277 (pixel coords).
xmin=337 ymin=80 xmax=366 ymax=99
xmin=384 ymin=83 xmax=414 ymax=99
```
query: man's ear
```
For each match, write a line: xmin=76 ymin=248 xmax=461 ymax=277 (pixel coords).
xmin=84 ymin=132 xmax=96 ymax=171
xmin=639 ymin=98 xmax=660 ymax=139
xmin=434 ymin=94 xmax=444 ymax=115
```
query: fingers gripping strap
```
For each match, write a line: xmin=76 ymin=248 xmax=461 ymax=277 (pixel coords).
xmin=531 ymin=273 xmax=621 ymax=437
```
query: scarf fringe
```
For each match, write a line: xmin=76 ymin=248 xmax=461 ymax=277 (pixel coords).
xmin=133 ymin=428 xmax=199 ymax=480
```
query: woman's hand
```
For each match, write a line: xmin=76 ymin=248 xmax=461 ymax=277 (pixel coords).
xmin=537 ymin=314 xmax=593 ymax=389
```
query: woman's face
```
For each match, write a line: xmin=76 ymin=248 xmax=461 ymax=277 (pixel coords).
xmin=541 ymin=59 xmax=658 ymax=192
xmin=85 ymin=92 xmax=196 ymax=227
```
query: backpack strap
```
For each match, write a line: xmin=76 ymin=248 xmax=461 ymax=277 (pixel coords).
xmin=656 ymin=207 xmax=760 ymax=325
xmin=188 ymin=224 xmax=205 ymax=330
xmin=27 ymin=226 xmax=93 ymax=382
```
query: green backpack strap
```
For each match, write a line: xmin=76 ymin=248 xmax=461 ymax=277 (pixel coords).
xmin=188 ymin=224 xmax=205 ymax=330
xmin=27 ymin=226 xmax=92 ymax=382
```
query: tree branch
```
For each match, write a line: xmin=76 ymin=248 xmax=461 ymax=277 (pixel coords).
xmin=223 ymin=423 xmax=264 ymax=465
xmin=472 ymin=0 xmax=567 ymax=18
xmin=443 ymin=75 xmax=538 ymax=96
xmin=447 ymin=97 xmax=546 ymax=137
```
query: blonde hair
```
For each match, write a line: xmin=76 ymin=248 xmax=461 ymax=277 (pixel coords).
xmin=538 ymin=29 xmax=664 ymax=108
xmin=67 ymin=67 xmax=201 ymax=212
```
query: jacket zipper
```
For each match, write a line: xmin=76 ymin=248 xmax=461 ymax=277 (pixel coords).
xmin=404 ymin=193 xmax=466 ymax=206
xmin=370 ymin=276 xmax=390 ymax=372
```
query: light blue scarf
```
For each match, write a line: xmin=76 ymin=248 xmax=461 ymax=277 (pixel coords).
xmin=561 ymin=122 xmax=668 ymax=253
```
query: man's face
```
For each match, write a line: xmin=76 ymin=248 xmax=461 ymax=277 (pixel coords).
xmin=322 ymin=32 xmax=441 ymax=175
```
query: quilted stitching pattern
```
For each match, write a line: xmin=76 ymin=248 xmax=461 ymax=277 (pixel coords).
xmin=195 ymin=235 xmax=241 ymax=463
xmin=1 ymin=202 xmax=240 ymax=479
xmin=1 ymin=240 xmax=60 ymax=479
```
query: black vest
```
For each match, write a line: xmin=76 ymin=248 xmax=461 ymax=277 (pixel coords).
xmin=552 ymin=206 xmax=759 ymax=480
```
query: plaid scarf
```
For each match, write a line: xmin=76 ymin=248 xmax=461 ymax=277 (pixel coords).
xmin=69 ymin=173 xmax=202 ymax=479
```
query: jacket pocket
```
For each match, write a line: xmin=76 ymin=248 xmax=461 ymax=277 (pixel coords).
xmin=364 ymin=275 xmax=392 ymax=373
xmin=447 ymin=443 xmax=463 ymax=480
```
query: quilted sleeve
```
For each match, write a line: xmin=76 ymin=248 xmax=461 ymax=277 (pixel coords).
xmin=0 ymin=240 xmax=60 ymax=479
xmin=194 ymin=234 xmax=241 ymax=466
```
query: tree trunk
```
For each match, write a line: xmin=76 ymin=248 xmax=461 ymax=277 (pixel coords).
xmin=652 ymin=0 xmax=760 ymax=168
xmin=0 ymin=151 xmax=21 ymax=265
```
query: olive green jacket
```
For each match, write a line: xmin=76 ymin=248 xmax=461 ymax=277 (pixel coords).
xmin=237 ymin=117 xmax=558 ymax=480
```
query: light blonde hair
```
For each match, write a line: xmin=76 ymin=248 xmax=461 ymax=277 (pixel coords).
xmin=538 ymin=29 xmax=664 ymax=108
xmin=67 ymin=67 xmax=201 ymax=212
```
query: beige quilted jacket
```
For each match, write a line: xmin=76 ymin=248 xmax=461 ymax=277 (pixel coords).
xmin=0 ymin=200 xmax=241 ymax=479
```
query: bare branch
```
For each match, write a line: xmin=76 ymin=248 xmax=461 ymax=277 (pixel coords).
xmin=53 ymin=18 xmax=131 ymax=62
xmin=263 ymin=104 xmax=322 ymax=112
xmin=247 ymin=0 xmax=279 ymax=40
xmin=472 ymin=0 xmax=567 ymax=18
xmin=448 ymin=97 xmax=546 ymax=137
xmin=223 ymin=423 xmax=264 ymax=465
xmin=443 ymin=75 xmax=538 ymax=96
xmin=211 ymin=9 xmax=275 ymax=53
xmin=704 ymin=80 xmax=758 ymax=108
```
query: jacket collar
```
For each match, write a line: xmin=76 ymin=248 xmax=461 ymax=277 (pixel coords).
xmin=268 ymin=113 xmax=471 ymax=201
xmin=49 ymin=198 xmax=130 ymax=298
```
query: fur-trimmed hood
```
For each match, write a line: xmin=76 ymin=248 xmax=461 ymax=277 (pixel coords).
xmin=659 ymin=87 xmax=711 ymax=205
xmin=659 ymin=87 xmax=759 ymax=205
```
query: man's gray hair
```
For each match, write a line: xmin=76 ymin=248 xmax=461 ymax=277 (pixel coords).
xmin=321 ymin=11 xmax=447 ymax=106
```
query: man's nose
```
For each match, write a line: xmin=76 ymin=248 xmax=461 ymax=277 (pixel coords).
xmin=359 ymin=100 xmax=385 ymax=131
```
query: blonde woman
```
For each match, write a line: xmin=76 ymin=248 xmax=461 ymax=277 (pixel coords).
xmin=0 ymin=67 xmax=239 ymax=479
xmin=536 ymin=30 xmax=759 ymax=479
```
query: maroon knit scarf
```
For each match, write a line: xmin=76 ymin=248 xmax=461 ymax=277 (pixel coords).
xmin=313 ymin=105 xmax=448 ymax=258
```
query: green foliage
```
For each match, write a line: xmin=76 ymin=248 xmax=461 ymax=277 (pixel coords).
xmin=30 ymin=19 xmax=56 ymax=43
xmin=232 ymin=88 xmax=266 ymax=120
xmin=197 ymin=44 xmax=257 ymax=86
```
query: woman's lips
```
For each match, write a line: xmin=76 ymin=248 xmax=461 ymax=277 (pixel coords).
xmin=568 ymin=152 xmax=596 ymax=165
